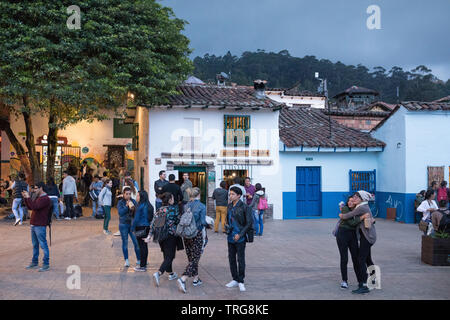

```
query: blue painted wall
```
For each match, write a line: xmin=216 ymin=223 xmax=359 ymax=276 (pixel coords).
xmin=283 ymin=191 xmax=348 ymax=219
xmin=375 ymin=191 xmax=416 ymax=224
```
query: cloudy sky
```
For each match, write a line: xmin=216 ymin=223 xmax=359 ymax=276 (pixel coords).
xmin=163 ymin=0 xmax=450 ymax=81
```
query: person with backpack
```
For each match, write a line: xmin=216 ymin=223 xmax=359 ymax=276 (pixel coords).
xmin=45 ymin=177 xmax=62 ymax=221
xmin=117 ymin=187 xmax=141 ymax=268
xmin=11 ymin=172 xmax=29 ymax=226
xmin=249 ymin=183 xmax=268 ymax=236
xmin=98 ymin=179 xmax=113 ymax=235
xmin=225 ymin=186 xmax=253 ymax=292
xmin=22 ymin=182 xmax=52 ymax=272
xmin=132 ymin=190 xmax=154 ymax=272
xmin=176 ymin=187 xmax=208 ymax=293
xmin=149 ymin=192 xmax=182 ymax=287
xmin=437 ymin=181 xmax=449 ymax=208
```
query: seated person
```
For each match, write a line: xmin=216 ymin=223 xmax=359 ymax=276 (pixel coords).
xmin=432 ymin=200 xmax=450 ymax=233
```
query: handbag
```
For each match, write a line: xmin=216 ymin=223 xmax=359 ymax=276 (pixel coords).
xmin=134 ymin=227 xmax=148 ymax=238
xmin=418 ymin=220 xmax=428 ymax=232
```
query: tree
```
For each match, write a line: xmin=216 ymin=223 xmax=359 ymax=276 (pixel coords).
xmin=0 ymin=0 xmax=193 ymax=183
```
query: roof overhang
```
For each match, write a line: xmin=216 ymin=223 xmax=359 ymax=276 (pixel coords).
xmin=279 ymin=141 xmax=383 ymax=153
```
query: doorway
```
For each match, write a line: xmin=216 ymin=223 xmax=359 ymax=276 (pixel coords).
xmin=175 ymin=166 xmax=207 ymax=204
xmin=223 ymin=169 xmax=248 ymax=189
xmin=296 ymin=166 xmax=321 ymax=217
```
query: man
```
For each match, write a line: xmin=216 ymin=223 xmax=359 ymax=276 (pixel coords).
xmin=228 ymin=177 xmax=246 ymax=203
xmin=213 ymin=181 xmax=228 ymax=233
xmin=62 ymin=171 xmax=78 ymax=220
xmin=11 ymin=172 xmax=29 ymax=226
xmin=121 ymin=171 xmax=139 ymax=193
xmin=244 ymin=177 xmax=256 ymax=206
xmin=82 ymin=168 xmax=93 ymax=207
xmin=162 ymin=174 xmax=184 ymax=211
xmin=90 ymin=175 xmax=103 ymax=218
xmin=154 ymin=170 xmax=169 ymax=210
xmin=225 ymin=186 xmax=253 ymax=292
xmin=180 ymin=173 xmax=193 ymax=205
xmin=23 ymin=182 xmax=51 ymax=272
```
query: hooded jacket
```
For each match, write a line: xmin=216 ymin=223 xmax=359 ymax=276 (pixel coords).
xmin=249 ymin=190 xmax=266 ymax=210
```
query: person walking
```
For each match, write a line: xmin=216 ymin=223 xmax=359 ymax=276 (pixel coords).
xmin=180 ymin=173 xmax=193 ymax=205
xmin=225 ymin=186 xmax=253 ymax=292
xmin=339 ymin=191 xmax=376 ymax=294
xmin=154 ymin=170 xmax=169 ymax=210
xmin=98 ymin=179 xmax=113 ymax=235
xmin=11 ymin=172 xmax=29 ymax=226
xmin=117 ymin=187 xmax=141 ymax=267
xmin=132 ymin=190 xmax=154 ymax=272
xmin=90 ymin=175 xmax=103 ymax=218
xmin=177 ymin=187 xmax=208 ymax=293
xmin=62 ymin=171 xmax=78 ymax=220
xmin=45 ymin=177 xmax=62 ymax=221
xmin=150 ymin=192 xmax=183 ymax=287
xmin=23 ymin=182 xmax=52 ymax=272
xmin=213 ymin=181 xmax=228 ymax=233
xmin=249 ymin=183 xmax=267 ymax=236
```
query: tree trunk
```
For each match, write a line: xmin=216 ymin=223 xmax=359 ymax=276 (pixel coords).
xmin=47 ymin=107 xmax=58 ymax=181
xmin=22 ymin=96 xmax=41 ymax=184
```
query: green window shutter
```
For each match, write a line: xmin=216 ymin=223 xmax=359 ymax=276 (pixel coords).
xmin=223 ymin=115 xmax=250 ymax=147
xmin=132 ymin=123 xmax=139 ymax=151
xmin=113 ymin=118 xmax=134 ymax=138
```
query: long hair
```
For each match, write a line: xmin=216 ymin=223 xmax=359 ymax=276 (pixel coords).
xmin=161 ymin=192 xmax=173 ymax=207
xmin=138 ymin=190 xmax=150 ymax=207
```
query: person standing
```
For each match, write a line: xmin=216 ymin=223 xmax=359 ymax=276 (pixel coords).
xmin=45 ymin=177 xmax=62 ymax=221
xmin=229 ymin=177 xmax=246 ymax=203
xmin=62 ymin=171 xmax=78 ymax=220
xmin=132 ymin=190 xmax=154 ymax=272
xmin=244 ymin=177 xmax=255 ymax=207
xmin=154 ymin=170 xmax=169 ymax=210
xmin=98 ymin=179 xmax=113 ymax=235
xmin=11 ymin=172 xmax=29 ymax=226
xmin=437 ymin=181 xmax=449 ymax=207
xmin=177 ymin=187 xmax=208 ymax=293
xmin=23 ymin=182 xmax=52 ymax=272
xmin=90 ymin=175 xmax=103 ymax=218
xmin=121 ymin=171 xmax=139 ymax=193
xmin=117 ymin=187 xmax=141 ymax=267
xmin=213 ymin=181 xmax=228 ymax=233
xmin=150 ymin=192 xmax=182 ymax=287
xmin=162 ymin=174 xmax=184 ymax=213
xmin=180 ymin=173 xmax=193 ymax=205
xmin=82 ymin=168 xmax=93 ymax=207
xmin=249 ymin=183 xmax=267 ymax=236
xmin=225 ymin=187 xmax=253 ymax=292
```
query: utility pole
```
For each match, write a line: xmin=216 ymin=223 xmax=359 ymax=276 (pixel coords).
xmin=315 ymin=72 xmax=331 ymax=138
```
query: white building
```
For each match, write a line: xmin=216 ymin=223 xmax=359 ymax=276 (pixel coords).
xmin=371 ymin=101 xmax=450 ymax=223
xmin=266 ymin=84 xmax=326 ymax=109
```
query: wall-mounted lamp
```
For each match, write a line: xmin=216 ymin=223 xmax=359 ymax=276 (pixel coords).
xmin=397 ymin=142 xmax=402 ymax=149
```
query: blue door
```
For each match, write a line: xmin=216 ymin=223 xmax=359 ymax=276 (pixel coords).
xmin=296 ymin=167 xmax=321 ymax=217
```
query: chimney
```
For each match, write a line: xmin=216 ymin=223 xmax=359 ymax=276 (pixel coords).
xmin=216 ymin=72 xmax=229 ymax=86
xmin=253 ymin=79 xmax=267 ymax=99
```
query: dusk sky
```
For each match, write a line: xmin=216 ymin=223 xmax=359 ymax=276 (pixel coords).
xmin=163 ymin=0 xmax=450 ymax=81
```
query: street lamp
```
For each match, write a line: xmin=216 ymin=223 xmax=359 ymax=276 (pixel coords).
xmin=315 ymin=72 xmax=332 ymax=138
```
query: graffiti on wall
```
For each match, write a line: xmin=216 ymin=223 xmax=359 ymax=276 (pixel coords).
xmin=385 ymin=195 xmax=403 ymax=221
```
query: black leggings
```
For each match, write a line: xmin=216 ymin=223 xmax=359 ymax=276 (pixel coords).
xmin=357 ymin=229 xmax=373 ymax=284
xmin=159 ymin=234 xmax=177 ymax=274
xmin=336 ymin=227 xmax=360 ymax=282
xmin=136 ymin=226 xmax=150 ymax=268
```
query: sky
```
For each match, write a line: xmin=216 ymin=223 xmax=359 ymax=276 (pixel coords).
xmin=162 ymin=0 xmax=450 ymax=81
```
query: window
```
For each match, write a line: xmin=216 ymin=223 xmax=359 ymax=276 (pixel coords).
xmin=132 ymin=123 xmax=139 ymax=151
xmin=349 ymin=170 xmax=376 ymax=194
xmin=224 ymin=115 xmax=250 ymax=147
xmin=113 ymin=118 xmax=133 ymax=138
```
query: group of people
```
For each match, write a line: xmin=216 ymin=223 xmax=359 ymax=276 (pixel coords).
xmin=415 ymin=180 xmax=450 ymax=235
xmin=334 ymin=190 xmax=377 ymax=295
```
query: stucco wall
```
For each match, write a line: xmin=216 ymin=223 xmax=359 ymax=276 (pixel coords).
xmin=266 ymin=92 xmax=325 ymax=109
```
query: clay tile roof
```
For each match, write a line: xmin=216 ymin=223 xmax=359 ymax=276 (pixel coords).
xmin=401 ymin=101 xmax=450 ymax=111
xmin=433 ymin=95 xmax=450 ymax=103
xmin=279 ymin=108 xmax=385 ymax=148
xmin=166 ymin=84 xmax=284 ymax=109
xmin=333 ymin=85 xmax=379 ymax=99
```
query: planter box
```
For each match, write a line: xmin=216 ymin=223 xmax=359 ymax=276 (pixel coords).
xmin=421 ymin=235 xmax=450 ymax=266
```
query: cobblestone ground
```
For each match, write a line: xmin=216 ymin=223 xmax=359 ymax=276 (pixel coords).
xmin=0 ymin=208 xmax=449 ymax=300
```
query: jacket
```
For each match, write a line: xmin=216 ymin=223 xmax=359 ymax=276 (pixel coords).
xmin=249 ymin=190 xmax=265 ymax=210
xmin=98 ymin=186 xmax=112 ymax=207
xmin=24 ymin=194 xmax=51 ymax=227
xmin=226 ymin=200 xmax=253 ymax=240
xmin=62 ymin=175 xmax=78 ymax=198
xmin=117 ymin=198 xmax=137 ymax=225
xmin=44 ymin=184 xmax=60 ymax=198
xmin=13 ymin=180 xmax=29 ymax=199
xmin=185 ymin=199 xmax=207 ymax=231
xmin=131 ymin=202 xmax=154 ymax=231
xmin=341 ymin=203 xmax=377 ymax=245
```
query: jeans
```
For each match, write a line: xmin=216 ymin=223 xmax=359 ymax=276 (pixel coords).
xmin=12 ymin=198 xmax=24 ymax=222
xmin=336 ymin=227 xmax=360 ymax=282
xmin=254 ymin=209 xmax=264 ymax=235
xmin=50 ymin=198 xmax=60 ymax=219
xmin=64 ymin=195 xmax=74 ymax=218
xmin=31 ymin=225 xmax=49 ymax=265
xmin=228 ymin=241 xmax=246 ymax=283
xmin=103 ymin=206 xmax=111 ymax=231
xmin=119 ymin=223 xmax=140 ymax=261
xmin=92 ymin=201 xmax=103 ymax=216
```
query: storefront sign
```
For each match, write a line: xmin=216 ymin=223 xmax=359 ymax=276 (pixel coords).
xmin=37 ymin=135 xmax=68 ymax=145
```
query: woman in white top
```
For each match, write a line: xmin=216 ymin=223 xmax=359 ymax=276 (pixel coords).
xmin=123 ymin=178 xmax=137 ymax=201
xmin=417 ymin=189 xmax=439 ymax=222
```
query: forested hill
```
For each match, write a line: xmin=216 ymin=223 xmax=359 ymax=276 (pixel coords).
xmin=192 ymin=50 xmax=450 ymax=103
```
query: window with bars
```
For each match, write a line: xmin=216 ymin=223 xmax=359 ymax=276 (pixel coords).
xmin=224 ymin=115 xmax=250 ymax=147
xmin=349 ymin=170 xmax=376 ymax=194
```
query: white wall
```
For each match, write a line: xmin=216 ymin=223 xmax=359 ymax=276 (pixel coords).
xmin=266 ymin=92 xmax=325 ymax=109
xmin=147 ymin=107 xmax=283 ymax=219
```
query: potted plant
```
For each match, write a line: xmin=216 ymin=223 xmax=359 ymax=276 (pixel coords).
xmin=421 ymin=231 xmax=450 ymax=266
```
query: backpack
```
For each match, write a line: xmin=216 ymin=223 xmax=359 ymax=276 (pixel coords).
xmin=257 ymin=195 xmax=269 ymax=210
xmin=151 ymin=208 xmax=169 ymax=242
xmin=176 ymin=206 xmax=198 ymax=239
xmin=437 ymin=188 xmax=448 ymax=202
xmin=89 ymin=189 xmax=99 ymax=201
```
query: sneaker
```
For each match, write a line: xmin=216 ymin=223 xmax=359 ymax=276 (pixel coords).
xmin=113 ymin=231 xmax=121 ymax=236
xmin=25 ymin=263 xmax=39 ymax=270
xmin=226 ymin=280 xmax=239 ymax=288
xmin=14 ymin=219 xmax=20 ymax=226
xmin=153 ymin=272 xmax=160 ymax=287
xmin=193 ymin=279 xmax=203 ymax=287
xmin=134 ymin=266 xmax=146 ymax=272
xmin=38 ymin=264 xmax=50 ymax=272
xmin=124 ymin=259 xmax=130 ymax=267
xmin=177 ymin=278 xmax=187 ymax=293
xmin=352 ymin=285 xmax=370 ymax=294
xmin=136 ymin=261 xmax=141 ymax=267
xmin=238 ymin=283 xmax=246 ymax=292
xmin=18 ymin=221 xmax=23 ymax=225
xmin=168 ymin=272 xmax=178 ymax=281
xmin=340 ymin=281 xmax=349 ymax=289
xmin=65 ymin=217 xmax=71 ymax=220
xmin=73 ymin=216 xmax=77 ymax=220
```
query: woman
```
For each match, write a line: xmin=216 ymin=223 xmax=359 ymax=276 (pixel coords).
xmin=149 ymin=192 xmax=182 ymax=286
xmin=45 ymin=177 xmax=61 ymax=220
xmin=132 ymin=190 xmax=154 ymax=272
xmin=98 ymin=179 xmax=113 ymax=235
xmin=339 ymin=191 xmax=376 ymax=295
xmin=177 ymin=187 xmax=208 ymax=294
xmin=417 ymin=189 xmax=439 ymax=235
xmin=124 ymin=178 xmax=137 ymax=201
xmin=249 ymin=183 xmax=266 ymax=236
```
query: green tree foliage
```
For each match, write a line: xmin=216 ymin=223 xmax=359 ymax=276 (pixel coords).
xmin=0 ymin=0 xmax=193 ymax=182
xmin=193 ymin=50 xmax=450 ymax=103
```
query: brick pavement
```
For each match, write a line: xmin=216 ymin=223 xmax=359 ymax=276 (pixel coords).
xmin=0 ymin=208 xmax=449 ymax=300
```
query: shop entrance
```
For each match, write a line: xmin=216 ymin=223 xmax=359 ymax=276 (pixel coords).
xmin=174 ymin=166 xmax=207 ymax=204
xmin=223 ymin=169 xmax=248 ymax=189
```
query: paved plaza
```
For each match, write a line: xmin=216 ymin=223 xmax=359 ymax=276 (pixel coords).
xmin=0 ymin=209 xmax=449 ymax=300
